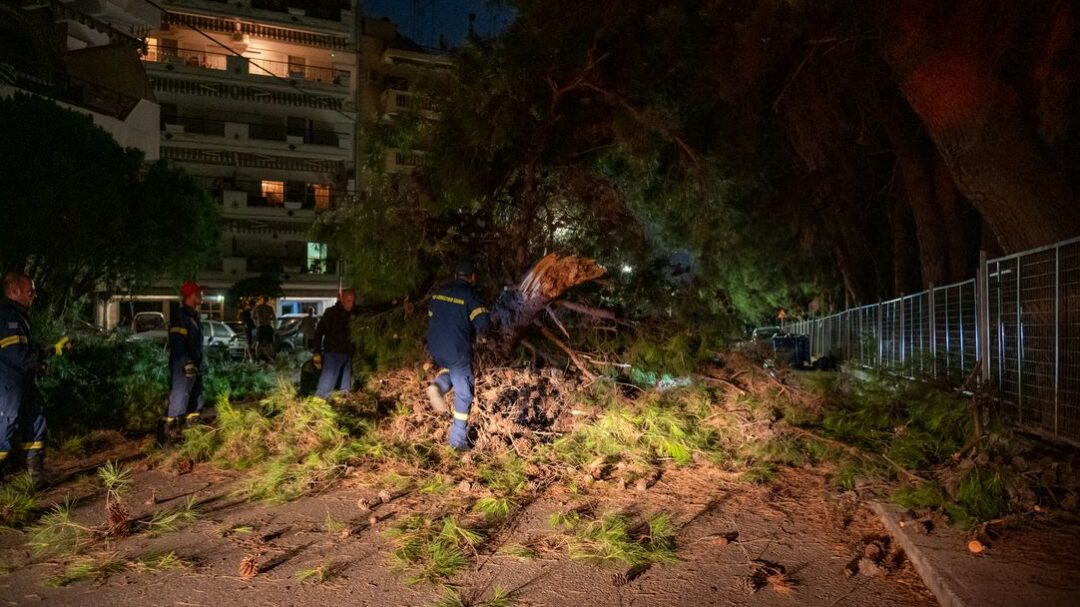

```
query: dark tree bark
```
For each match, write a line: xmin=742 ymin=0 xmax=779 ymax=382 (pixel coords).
xmin=933 ymin=151 xmax=970 ymax=281
xmin=889 ymin=195 xmax=921 ymax=294
xmin=880 ymin=0 xmax=1080 ymax=252
xmin=882 ymin=105 xmax=951 ymax=287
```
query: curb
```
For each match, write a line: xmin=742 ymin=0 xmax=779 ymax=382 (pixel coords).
xmin=870 ymin=501 xmax=967 ymax=607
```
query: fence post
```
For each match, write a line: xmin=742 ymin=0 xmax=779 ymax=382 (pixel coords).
xmin=928 ymin=284 xmax=936 ymax=378
xmin=978 ymin=251 xmax=991 ymax=386
xmin=1017 ymin=257 xmax=1023 ymax=424
xmin=899 ymin=295 xmax=906 ymax=372
xmin=1054 ymin=245 xmax=1060 ymax=436
xmin=877 ymin=303 xmax=883 ymax=367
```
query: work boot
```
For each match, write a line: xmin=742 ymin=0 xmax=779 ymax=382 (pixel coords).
xmin=426 ymin=385 xmax=449 ymax=414
xmin=156 ymin=418 xmax=183 ymax=446
xmin=26 ymin=452 xmax=45 ymax=489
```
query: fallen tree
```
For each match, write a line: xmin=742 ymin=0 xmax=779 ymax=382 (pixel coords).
xmin=485 ymin=253 xmax=609 ymax=377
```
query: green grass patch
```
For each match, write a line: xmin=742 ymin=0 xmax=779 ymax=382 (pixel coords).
xmin=497 ymin=543 xmax=539 ymax=560
xmin=173 ymin=383 xmax=372 ymax=502
xmin=46 ymin=550 xmax=192 ymax=587
xmin=551 ymin=511 xmax=679 ymax=568
xmin=428 ymin=586 xmax=513 ymax=607
xmin=554 ymin=393 xmax=718 ymax=468
xmin=0 ymin=473 xmax=38 ymax=527
xmin=387 ymin=515 xmax=483 ymax=585
xmin=943 ymin=465 xmax=1012 ymax=528
xmin=420 ymin=474 xmax=453 ymax=495
xmin=27 ymin=500 xmax=98 ymax=557
xmin=46 ymin=552 xmax=127 ymax=587
xmin=295 ymin=560 xmax=346 ymax=584
xmin=144 ymin=496 xmax=200 ymax=536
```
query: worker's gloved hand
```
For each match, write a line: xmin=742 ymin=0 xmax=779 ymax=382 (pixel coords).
xmin=312 ymin=354 xmax=323 ymax=370
xmin=53 ymin=335 xmax=72 ymax=357
xmin=183 ymin=362 xmax=198 ymax=378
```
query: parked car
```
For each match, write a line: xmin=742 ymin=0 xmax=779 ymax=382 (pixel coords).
xmin=203 ymin=320 xmax=236 ymax=356
xmin=127 ymin=312 xmax=169 ymax=347
xmin=224 ymin=321 xmax=249 ymax=360
xmin=129 ymin=316 xmax=236 ymax=354
xmin=751 ymin=326 xmax=783 ymax=341
xmin=133 ymin=311 xmax=166 ymax=333
xmin=273 ymin=313 xmax=320 ymax=352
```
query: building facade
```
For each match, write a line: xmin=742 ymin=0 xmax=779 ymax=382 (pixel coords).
xmin=98 ymin=0 xmax=452 ymax=327
xmin=135 ymin=0 xmax=359 ymax=320
xmin=4 ymin=0 xmax=451 ymax=328
xmin=0 ymin=0 xmax=161 ymax=159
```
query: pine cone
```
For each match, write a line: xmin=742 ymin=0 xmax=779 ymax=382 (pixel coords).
xmin=737 ymin=575 xmax=762 ymax=594
xmin=106 ymin=502 xmax=131 ymax=537
xmin=239 ymin=555 xmax=258 ymax=578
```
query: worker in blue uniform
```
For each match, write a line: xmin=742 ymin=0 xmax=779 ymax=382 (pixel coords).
xmin=159 ymin=281 xmax=206 ymax=444
xmin=426 ymin=261 xmax=490 ymax=451
xmin=0 ymin=272 xmax=47 ymax=485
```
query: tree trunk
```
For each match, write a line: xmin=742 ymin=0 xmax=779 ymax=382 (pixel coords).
xmin=934 ymin=152 xmax=970 ymax=281
xmin=889 ymin=195 xmax=921 ymax=295
xmin=881 ymin=0 xmax=1080 ymax=253
xmin=883 ymin=106 xmax=950 ymax=287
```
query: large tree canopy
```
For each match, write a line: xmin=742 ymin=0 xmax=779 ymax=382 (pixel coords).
xmin=321 ymin=0 xmax=1080 ymax=323
xmin=0 ymin=93 xmax=217 ymax=315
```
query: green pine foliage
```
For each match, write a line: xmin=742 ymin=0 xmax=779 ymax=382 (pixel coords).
xmin=554 ymin=391 xmax=719 ymax=468
xmin=551 ymin=511 xmax=679 ymax=568
xmin=0 ymin=473 xmax=39 ymax=527
xmin=387 ymin=515 xmax=484 ymax=585
xmin=38 ymin=338 xmax=279 ymax=436
xmin=172 ymin=383 xmax=371 ymax=502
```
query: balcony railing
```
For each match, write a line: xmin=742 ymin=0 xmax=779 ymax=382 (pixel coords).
xmin=208 ymin=178 xmax=354 ymax=211
xmin=163 ymin=115 xmax=346 ymax=147
xmin=161 ymin=146 xmax=346 ymax=172
xmin=243 ymin=256 xmax=340 ymax=275
xmin=142 ymin=44 xmax=349 ymax=85
xmin=150 ymin=76 xmax=344 ymax=109
xmin=383 ymin=89 xmax=441 ymax=115
xmin=0 ymin=62 xmax=141 ymax=120
xmin=162 ymin=11 xmax=351 ymax=50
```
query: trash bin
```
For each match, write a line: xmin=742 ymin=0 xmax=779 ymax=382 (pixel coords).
xmin=771 ymin=334 xmax=810 ymax=368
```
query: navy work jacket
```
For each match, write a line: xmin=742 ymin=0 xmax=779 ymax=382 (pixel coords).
xmin=0 ymin=297 xmax=37 ymax=389
xmin=427 ymin=279 xmax=490 ymax=361
xmin=168 ymin=305 xmax=204 ymax=369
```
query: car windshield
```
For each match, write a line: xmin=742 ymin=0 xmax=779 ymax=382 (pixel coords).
xmin=276 ymin=318 xmax=302 ymax=332
xmin=134 ymin=316 xmax=164 ymax=332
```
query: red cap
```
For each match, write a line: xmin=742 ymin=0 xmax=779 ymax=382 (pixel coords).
xmin=180 ymin=281 xmax=207 ymax=298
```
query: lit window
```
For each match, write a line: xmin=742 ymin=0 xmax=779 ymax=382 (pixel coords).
xmin=261 ymin=180 xmax=284 ymax=206
xmin=307 ymin=242 xmax=328 ymax=274
xmin=313 ymin=184 xmax=332 ymax=211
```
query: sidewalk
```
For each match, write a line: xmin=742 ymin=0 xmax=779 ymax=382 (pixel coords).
xmin=872 ymin=502 xmax=1080 ymax=607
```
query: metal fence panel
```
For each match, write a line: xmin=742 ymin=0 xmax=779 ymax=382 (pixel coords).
xmin=990 ymin=257 xmax=1021 ymax=422
xmin=791 ymin=236 xmax=1079 ymax=444
xmin=1061 ymin=242 xmax=1080 ymax=441
xmin=1018 ymin=249 xmax=1057 ymax=433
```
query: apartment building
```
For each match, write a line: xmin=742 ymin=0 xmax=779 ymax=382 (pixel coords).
xmin=0 ymin=0 xmax=161 ymax=159
xmin=99 ymin=0 xmax=451 ymax=327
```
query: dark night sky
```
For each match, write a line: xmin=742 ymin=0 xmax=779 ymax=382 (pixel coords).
xmin=365 ymin=0 xmax=514 ymax=49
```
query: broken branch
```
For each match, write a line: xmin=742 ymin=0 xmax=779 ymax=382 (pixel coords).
xmin=538 ymin=324 xmax=597 ymax=382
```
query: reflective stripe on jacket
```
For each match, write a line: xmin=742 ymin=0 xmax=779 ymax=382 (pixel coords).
xmin=168 ymin=305 xmax=203 ymax=368
xmin=0 ymin=297 xmax=37 ymax=386
xmin=427 ymin=279 xmax=490 ymax=361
